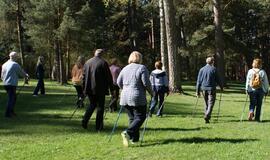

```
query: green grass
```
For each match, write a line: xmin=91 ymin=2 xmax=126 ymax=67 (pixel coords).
xmin=0 ymin=80 xmax=270 ymax=160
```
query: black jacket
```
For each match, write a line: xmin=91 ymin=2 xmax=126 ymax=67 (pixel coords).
xmin=83 ymin=56 xmax=113 ymax=96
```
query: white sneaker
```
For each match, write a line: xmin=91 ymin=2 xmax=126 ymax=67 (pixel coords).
xmin=121 ymin=131 xmax=130 ymax=147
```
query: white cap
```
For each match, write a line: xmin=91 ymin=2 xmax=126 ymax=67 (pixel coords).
xmin=9 ymin=51 xmax=17 ymax=59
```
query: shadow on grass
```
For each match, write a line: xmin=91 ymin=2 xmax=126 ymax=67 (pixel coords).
xmin=145 ymin=127 xmax=210 ymax=132
xmin=139 ymin=137 xmax=258 ymax=147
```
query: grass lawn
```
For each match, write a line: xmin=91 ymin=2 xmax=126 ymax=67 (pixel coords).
xmin=0 ymin=80 xmax=270 ymax=160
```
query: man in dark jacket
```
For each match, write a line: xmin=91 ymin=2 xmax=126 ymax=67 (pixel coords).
xmin=196 ymin=57 xmax=223 ymax=123
xmin=82 ymin=49 xmax=114 ymax=131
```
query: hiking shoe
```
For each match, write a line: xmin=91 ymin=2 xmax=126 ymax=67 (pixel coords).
xmin=248 ymin=112 xmax=254 ymax=121
xmin=204 ymin=117 xmax=210 ymax=124
xmin=121 ymin=131 xmax=130 ymax=147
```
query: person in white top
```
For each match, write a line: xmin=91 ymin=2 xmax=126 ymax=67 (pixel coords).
xmin=1 ymin=51 xmax=29 ymax=118
xmin=245 ymin=58 xmax=269 ymax=122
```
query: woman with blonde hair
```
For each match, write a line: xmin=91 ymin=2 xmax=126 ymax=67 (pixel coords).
xmin=33 ymin=56 xmax=45 ymax=96
xmin=72 ymin=56 xmax=85 ymax=108
xmin=245 ymin=58 xmax=269 ymax=122
xmin=117 ymin=51 xmax=153 ymax=147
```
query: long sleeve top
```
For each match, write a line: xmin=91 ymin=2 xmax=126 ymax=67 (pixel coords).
xmin=117 ymin=63 xmax=153 ymax=106
xmin=196 ymin=64 xmax=222 ymax=92
xmin=1 ymin=59 xmax=27 ymax=86
xmin=150 ymin=69 xmax=169 ymax=92
xmin=245 ymin=68 xmax=269 ymax=93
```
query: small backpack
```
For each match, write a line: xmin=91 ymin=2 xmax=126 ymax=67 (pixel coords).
xmin=250 ymin=69 xmax=262 ymax=89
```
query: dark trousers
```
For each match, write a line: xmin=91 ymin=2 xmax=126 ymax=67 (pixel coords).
xmin=124 ymin=105 xmax=146 ymax=142
xmin=82 ymin=95 xmax=105 ymax=130
xmin=74 ymin=85 xmax=83 ymax=99
xmin=109 ymin=85 xmax=119 ymax=111
xmin=4 ymin=86 xmax=17 ymax=117
xmin=150 ymin=91 xmax=165 ymax=116
xmin=249 ymin=89 xmax=264 ymax=121
xmin=33 ymin=78 xmax=45 ymax=95
xmin=203 ymin=90 xmax=216 ymax=120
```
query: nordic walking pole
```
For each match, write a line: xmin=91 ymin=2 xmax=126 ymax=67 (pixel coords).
xmin=140 ymin=112 xmax=150 ymax=145
xmin=69 ymin=106 xmax=80 ymax=120
xmin=240 ymin=94 xmax=249 ymax=122
xmin=260 ymin=95 xmax=267 ymax=122
xmin=157 ymin=94 xmax=169 ymax=116
xmin=108 ymin=105 xmax=124 ymax=142
xmin=192 ymin=95 xmax=199 ymax=117
xmin=140 ymin=96 xmax=153 ymax=145
xmin=216 ymin=92 xmax=222 ymax=122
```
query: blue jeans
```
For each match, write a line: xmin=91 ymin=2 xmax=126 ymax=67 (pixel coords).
xmin=124 ymin=105 xmax=146 ymax=142
xmin=150 ymin=91 xmax=165 ymax=116
xmin=4 ymin=86 xmax=17 ymax=117
xmin=249 ymin=89 xmax=264 ymax=121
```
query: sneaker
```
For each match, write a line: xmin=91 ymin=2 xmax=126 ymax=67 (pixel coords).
xmin=32 ymin=94 xmax=38 ymax=97
xmin=121 ymin=131 xmax=130 ymax=147
xmin=248 ymin=112 xmax=254 ymax=121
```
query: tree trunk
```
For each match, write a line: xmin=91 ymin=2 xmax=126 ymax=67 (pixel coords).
xmin=16 ymin=0 xmax=24 ymax=67
xmin=163 ymin=0 xmax=182 ymax=93
xmin=128 ymin=0 xmax=137 ymax=49
xmin=66 ymin=37 xmax=70 ymax=80
xmin=213 ymin=0 xmax=225 ymax=87
xmin=159 ymin=0 xmax=168 ymax=72
xmin=54 ymin=40 xmax=60 ymax=82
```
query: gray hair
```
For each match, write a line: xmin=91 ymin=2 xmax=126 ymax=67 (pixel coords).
xmin=206 ymin=57 xmax=214 ymax=64
xmin=94 ymin=49 xmax=105 ymax=57
xmin=9 ymin=51 xmax=17 ymax=60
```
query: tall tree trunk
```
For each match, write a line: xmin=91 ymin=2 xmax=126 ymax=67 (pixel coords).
xmin=54 ymin=40 xmax=60 ymax=82
xmin=66 ymin=37 xmax=70 ymax=80
xmin=59 ymin=41 xmax=67 ymax=84
xmin=128 ymin=0 xmax=137 ymax=49
xmin=159 ymin=0 xmax=168 ymax=72
xmin=163 ymin=0 xmax=182 ymax=93
xmin=16 ymin=0 xmax=24 ymax=66
xmin=213 ymin=0 xmax=225 ymax=86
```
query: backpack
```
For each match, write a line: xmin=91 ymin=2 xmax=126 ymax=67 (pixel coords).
xmin=250 ymin=69 xmax=262 ymax=89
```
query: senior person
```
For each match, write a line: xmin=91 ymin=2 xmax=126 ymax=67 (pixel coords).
xmin=196 ymin=56 xmax=223 ymax=123
xmin=117 ymin=51 xmax=153 ymax=147
xmin=245 ymin=58 xmax=269 ymax=122
xmin=81 ymin=49 xmax=114 ymax=131
xmin=1 ymin=51 xmax=29 ymax=118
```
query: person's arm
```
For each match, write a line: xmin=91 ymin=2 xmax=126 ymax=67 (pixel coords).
xmin=117 ymin=70 xmax=123 ymax=89
xmin=245 ymin=70 xmax=251 ymax=93
xmin=196 ymin=69 xmax=202 ymax=96
xmin=104 ymin=62 xmax=114 ymax=95
xmin=16 ymin=64 xmax=28 ymax=78
xmin=262 ymin=70 xmax=269 ymax=95
xmin=141 ymin=66 xmax=153 ymax=97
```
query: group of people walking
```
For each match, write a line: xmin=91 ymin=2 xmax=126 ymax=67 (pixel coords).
xmin=1 ymin=49 xmax=269 ymax=147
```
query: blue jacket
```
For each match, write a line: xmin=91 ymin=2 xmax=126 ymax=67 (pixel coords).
xmin=196 ymin=64 xmax=222 ymax=92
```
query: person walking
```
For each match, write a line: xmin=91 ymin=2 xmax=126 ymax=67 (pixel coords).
xmin=196 ymin=56 xmax=223 ymax=123
xmin=117 ymin=51 xmax=153 ymax=147
xmin=149 ymin=61 xmax=169 ymax=117
xmin=245 ymin=58 xmax=269 ymax=122
xmin=71 ymin=56 xmax=85 ymax=108
xmin=33 ymin=56 xmax=45 ymax=96
xmin=81 ymin=49 xmax=114 ymax=131
xmin=1 ymin=51 xmax=29 ymax=118
xmin=109 ymin=58 xmax=121 ymax=112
